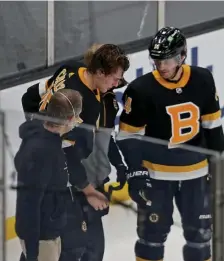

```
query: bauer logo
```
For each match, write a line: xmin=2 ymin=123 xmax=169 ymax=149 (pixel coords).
xmin=126 ymin=171 xmax=149 ymax=180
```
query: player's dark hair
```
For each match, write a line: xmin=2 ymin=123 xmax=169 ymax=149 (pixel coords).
xmin=46 ymin=89 xmax=82 ymax=127
xmin=84 ymin=43 xmax=103 ymax=67
xmin=87 ymin=44 xmax=130 ymax=75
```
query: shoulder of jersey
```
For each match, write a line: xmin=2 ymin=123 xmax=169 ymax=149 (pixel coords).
xmin=189 ymin=66 xmax=215 ymax=96
xmin=56 ymin=61 xmax=85 ymax=76
xmin=190 ymin=65 xmax=212 ymax=78
xmin=65 ymin=61 xmax=86 ymax=82
xmin=127 ymin=72 xmax=153 ymax=92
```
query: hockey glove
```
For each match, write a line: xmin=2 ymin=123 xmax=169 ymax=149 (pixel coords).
xmin=116 ymin=164 xmax=127 ymax=189
xmin=127 ymin=167 xmax=152 ymax=207
xmin=107 ymin=164 xmax=128 ymax=201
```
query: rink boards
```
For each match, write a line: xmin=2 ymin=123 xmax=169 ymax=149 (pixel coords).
xmin=1 ymin=28 xmax=224 ymax=241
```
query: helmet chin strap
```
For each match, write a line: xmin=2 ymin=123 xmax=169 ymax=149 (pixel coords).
xmin=168 ymin=64 xmax=182 ymax=81
xmin=166 ymin=55 xmax=186 ymax=82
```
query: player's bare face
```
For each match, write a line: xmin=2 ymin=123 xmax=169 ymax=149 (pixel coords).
xmin=97 ymin=67 xmax=124 ymax=93
xmin=154 ymin=58 xmax=178 ymax=79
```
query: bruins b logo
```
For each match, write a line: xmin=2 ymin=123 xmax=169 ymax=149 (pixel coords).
xmin=166 ymin=102 xmax=200 ymax=146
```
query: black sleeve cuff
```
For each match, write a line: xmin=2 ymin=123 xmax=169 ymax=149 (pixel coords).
xmin=24 ymin=239 xmax=39 ymax=260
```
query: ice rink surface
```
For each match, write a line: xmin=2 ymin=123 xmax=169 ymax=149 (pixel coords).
xmin=7 ymin=205 xmax=185 ymax=261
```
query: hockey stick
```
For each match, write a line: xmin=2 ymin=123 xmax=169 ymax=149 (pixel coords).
xmin=107 ymin=182 xmax=137 ymax=212
xmin=108 ymin=183 xmax=125 ymax=197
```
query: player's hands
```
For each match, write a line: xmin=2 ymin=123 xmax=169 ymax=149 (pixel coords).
xmin=82 ymin=184 xmax=109 ymax=210
xmin=86 ymin=191 xmax=109 ymax=211
xmin=127 ymin=167 xmax=152 ymax=207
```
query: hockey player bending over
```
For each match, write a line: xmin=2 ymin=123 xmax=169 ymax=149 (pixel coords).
xmin=21 ymin=44 xmax=130 ymax=261
xmin=117 ymin=27 xmax=224 ymax=261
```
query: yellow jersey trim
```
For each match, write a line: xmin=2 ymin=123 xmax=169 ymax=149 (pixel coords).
xmin=152 ymin=65 xmax=191 ymax=89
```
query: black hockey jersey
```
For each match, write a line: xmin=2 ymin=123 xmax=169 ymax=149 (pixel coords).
xmin=100 ymin=90 xmax=119 ymax=128
xmin=117 ymin=65 xmax=224 ymax=180
xmin=22 ymin=61 xmax=101 ymax=128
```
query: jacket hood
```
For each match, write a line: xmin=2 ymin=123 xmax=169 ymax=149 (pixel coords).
xmin=19 ymin=119 xmax=45 ymax=140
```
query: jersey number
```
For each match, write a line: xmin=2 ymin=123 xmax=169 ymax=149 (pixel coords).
xmin=39 ymin=69 xmax=67 ymax=110
xmin=166 ymin=102 xmax=200 ymax=146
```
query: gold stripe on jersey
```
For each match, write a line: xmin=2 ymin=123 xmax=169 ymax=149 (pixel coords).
xmin=201 ymin=110 xmax=221 ymax=121
xmin=143 ymin=159 xmax=208 ymax=180
xmin=201 ymin=110 xmax=222 ymax=129
xmin=143 ymin=159 xmax=208 ymax=173
xmin=119 ymin=122 xmax=145 ymax=133
xmin=152 ymin=65 xmax=191 ymax=89
xmin=78 ymin=67 xmax=89 ymax=87
xmin=96 ymin=88 xmax=101 ymax=102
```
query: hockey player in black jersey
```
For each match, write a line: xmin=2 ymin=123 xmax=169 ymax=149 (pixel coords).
xmin=117 ymin=27 xmax=224 ymax=261
xmin=21 ymin=44 xmax=130 ymax=261
xmin=82 ymin=43 xmax=127 ymax=191
xmin=71 ymin=44 xmax=128 ymax=261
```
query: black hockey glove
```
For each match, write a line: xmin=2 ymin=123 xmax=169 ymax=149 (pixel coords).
xmin=127 ymin=167 xmax=152 ymax=207
xmin=116 ymin=164 xmax=127 ymax=189
xmin=107 ymin=164 xmax=127 ymax=199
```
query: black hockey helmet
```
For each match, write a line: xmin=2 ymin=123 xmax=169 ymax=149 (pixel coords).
xmin=148 ymin=27 xmax=187 ymax=60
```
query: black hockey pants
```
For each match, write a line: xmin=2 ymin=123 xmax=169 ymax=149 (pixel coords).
xmin=133 ymin=175 xmax=212 ymax=261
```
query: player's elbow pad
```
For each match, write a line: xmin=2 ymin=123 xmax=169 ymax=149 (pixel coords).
xmin=21 ymin=87 xmax=41 ymax=113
